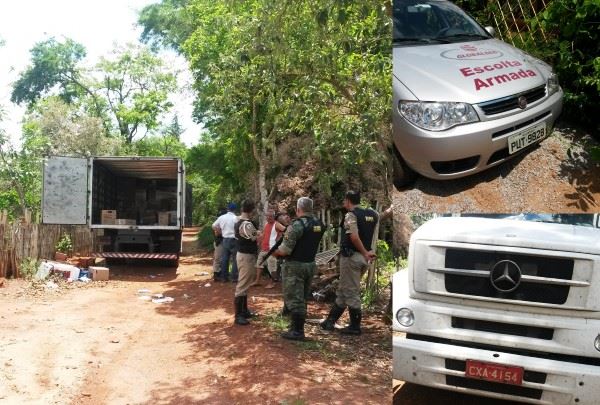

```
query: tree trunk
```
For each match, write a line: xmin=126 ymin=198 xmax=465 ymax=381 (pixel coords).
xmin=250 ymin=98 xmax=269 ymax=228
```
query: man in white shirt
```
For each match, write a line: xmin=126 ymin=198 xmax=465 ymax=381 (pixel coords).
xmin=212 ymin=202 xmax=239 ymax=282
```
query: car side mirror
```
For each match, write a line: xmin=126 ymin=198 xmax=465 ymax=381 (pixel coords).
xmin=484 ymin=26 xmax=496 ymax=37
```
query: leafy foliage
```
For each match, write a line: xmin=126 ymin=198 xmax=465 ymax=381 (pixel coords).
xmin=140 ymin=0 xmax=393 ymax=220
xmin=456 ymin=0 xmax=600 ymax=132
xmin=55 ymin=233 xmax=73 ymax=253
xmin=11 ymin=38 xmax=87 ymax=106
xmin=11 ymin=39 xmax=178 ymax=144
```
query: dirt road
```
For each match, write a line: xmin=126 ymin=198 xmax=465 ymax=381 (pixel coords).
xmin=0 ymin=254 xmax=390 ymax=404
xmin=393 ymin=123 xmax=600 ymax=213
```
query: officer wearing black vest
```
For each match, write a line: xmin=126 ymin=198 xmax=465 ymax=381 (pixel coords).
xmin=273 ymin=197 xmax=325 ymax=340
xmin=233 ymin=199 xmax=261 ymax=326
xmin=321 ymin=191 xmax=378 ymax=335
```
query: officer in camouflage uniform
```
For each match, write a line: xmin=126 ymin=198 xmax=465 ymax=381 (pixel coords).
xmin=321 ymin=191 xmax=378 ymax=335
xmin=274 ymin=197 xmax=325 ymax=341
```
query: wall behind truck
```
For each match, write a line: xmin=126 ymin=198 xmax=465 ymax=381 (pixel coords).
xmin=0 ymin=223 xmax=96 ymax=278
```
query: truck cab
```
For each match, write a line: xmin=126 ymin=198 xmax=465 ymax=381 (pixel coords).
xmin=393 ymin=214 xmax=600 ymax=404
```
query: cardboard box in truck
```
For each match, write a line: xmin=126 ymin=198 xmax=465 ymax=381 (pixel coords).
xmin=158 ymin=212 xmax=169 ymax=226
xmin=101 ymin=210 xmax=117 ymax=224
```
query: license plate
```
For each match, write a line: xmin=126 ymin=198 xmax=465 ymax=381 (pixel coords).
xmin=465 ymin=360 xmax=524 ymax=386
xmin=508 ymin=123 xmax=546 ymax=154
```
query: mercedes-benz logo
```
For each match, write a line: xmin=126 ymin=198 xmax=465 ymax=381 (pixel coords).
xmin=518 ymin=96 xmax=528 ymax=109
xmin=490 ymin=260 xmax=522 ymax=293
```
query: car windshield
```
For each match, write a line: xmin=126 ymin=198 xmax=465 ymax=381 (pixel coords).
xmin=393 ymin=0 xmax=490 ymax=45
xmin=462 ymin=214 xmax=599 ymax=228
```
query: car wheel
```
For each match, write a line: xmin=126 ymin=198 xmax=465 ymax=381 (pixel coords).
xmin=392 ymin=146 xmax=417 ymax=189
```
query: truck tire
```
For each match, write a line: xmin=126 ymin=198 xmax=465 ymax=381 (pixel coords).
xmin=392 ymin=146 xmax=417 ymax=189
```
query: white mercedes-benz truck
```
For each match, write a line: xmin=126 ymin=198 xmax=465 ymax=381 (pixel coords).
xmin=393 ymin=215 xmax=600 ymax=404
xmin=42 ymin=156 xmax=191 ymax=265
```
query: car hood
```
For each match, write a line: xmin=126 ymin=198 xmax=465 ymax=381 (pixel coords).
xmin=412 ymin=217 xmax=600 ymax=256
xmin=393 ymin=39 xmax=549 ymax=104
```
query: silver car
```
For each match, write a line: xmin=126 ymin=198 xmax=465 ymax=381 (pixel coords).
xmin=392 ymin=0 xmax=563 ymax=187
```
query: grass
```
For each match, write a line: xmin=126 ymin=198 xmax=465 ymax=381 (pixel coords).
xmin=261 ymin=311 xmax=289 ymax=332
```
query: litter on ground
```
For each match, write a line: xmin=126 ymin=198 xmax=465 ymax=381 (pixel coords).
xmin=152 ymin=297 xmax=174 ymax=304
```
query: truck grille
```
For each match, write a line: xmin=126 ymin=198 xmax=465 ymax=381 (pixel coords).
xmin=442 ymin=248 xmax=575 ymax=305
xmin=478 ymin=85 xmax=546 ymax=115
xmin=451 ymin=317 xmax=554 ymax=340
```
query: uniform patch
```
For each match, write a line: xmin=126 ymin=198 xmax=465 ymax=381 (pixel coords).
xmin=365 ymin=216 xmax=374 ymax=222
xmin=313 ymin=226 xmax=321 ymax=232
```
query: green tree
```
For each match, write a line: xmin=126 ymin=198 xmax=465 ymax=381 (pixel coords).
xmin=96 ymin=43 xmax=178 ymax=143
xmin=11 ymin=39 xmax=178 ymax=144
xmin=139 ymin=0 xmax=392 ymax=222
xmin=11 ymin=38 xmax=88 ymax=107
xmin=21 ymin=97 xmax=123 ymax=157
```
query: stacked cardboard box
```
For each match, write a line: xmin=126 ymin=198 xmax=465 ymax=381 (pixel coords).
xmin=101 ymin=210 xmax=117 ymax=225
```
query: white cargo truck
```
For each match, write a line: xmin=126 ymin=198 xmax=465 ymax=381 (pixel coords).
xmin=393 ymin=214 xmax=600 ymax=404
xmin=42 ymin=156 xmax=191 ymax=265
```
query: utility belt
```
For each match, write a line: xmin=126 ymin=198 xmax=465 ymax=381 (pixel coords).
xmin=283 ymin=258 xmax=315 ymax=264
xmin=340 ymin=246 xmax=357 ymax=257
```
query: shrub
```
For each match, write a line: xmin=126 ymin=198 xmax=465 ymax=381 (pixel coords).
xmin=55 ymin=233 xmax=73 ymax=253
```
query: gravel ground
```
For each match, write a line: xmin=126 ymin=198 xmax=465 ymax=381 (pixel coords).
xmin=393 ymin=122 xmax=600 ymax=213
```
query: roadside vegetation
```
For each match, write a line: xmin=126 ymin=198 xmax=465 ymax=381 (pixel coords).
xmin=457 ymin=0 xmax=600 ymax=136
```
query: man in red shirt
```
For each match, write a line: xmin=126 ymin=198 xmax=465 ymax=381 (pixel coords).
xmin=254 ymin=209 xmax=286 ymax=288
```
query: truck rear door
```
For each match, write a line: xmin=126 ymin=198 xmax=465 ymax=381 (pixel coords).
xmin=42 ymin=156 xmax=89 ymax=225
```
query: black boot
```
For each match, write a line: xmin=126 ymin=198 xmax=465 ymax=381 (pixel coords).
xmin=340 ymin=307 xmax=361 ymax=335
xmin=234 ymin=296 xmax=249 ymax=325
xmin=320 ymin=303 xmax=346 ymax=331
xmin=281 ymin=312 xmax=305 ymax=341
xmin=241 ymin=295 xmax=257 ymax=318
xmin=280 ymin=303 xmax=291 ymax=317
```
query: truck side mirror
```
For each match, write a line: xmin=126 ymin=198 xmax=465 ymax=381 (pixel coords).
xmin=484 ymin=26 xmax=496 ymax=37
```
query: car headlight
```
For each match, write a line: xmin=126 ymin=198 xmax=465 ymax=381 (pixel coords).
xmin=547 ymin=73 xmax=560 ymax=96
xmin=396 ymin=308 xmax=414 ymax=327
xmin=594 ymin=334 xmax=600 ymax=352
xmin=399 ymin=101 xmax=479 ymax=131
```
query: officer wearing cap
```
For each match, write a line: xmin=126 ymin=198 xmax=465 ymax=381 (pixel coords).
xmin=233 ymin=199 xmax=261 ymax=325
xmin=321 ymin=191 xmax=379 ymax=335
xmin=273 ymin=197 xmax=325 ymax=340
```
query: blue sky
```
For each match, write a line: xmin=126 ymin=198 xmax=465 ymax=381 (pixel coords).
xmin=0 ymin=0 xmax=202 ymax=146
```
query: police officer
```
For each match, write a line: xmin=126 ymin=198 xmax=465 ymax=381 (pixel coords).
xmin=233 ymin=199 xmax=261 ymax=326
xmin=273 ymin=197 xmax=325 ymax=340
xmin=321 ymin=191 xmax=378 ymax=335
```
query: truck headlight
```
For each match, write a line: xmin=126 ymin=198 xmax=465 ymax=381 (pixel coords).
xmin=595 ymin=334 xmax=600 ymax=352
xmin=396 ymin=308 xmax=414 ymax=327
xmin=399 ymin=101 xmax=479 ymax=131
xmin=547 ymin=73 xmax=560 ymax=96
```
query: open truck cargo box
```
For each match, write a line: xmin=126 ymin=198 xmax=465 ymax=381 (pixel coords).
xmin=42 ymin=156 xmax=189 ymax=261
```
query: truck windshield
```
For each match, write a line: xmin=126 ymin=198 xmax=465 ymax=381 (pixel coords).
xmin=462 ymin=214 xmax=598 ymax=228
xmin=393 ymin=0 xmax=490 ymax=45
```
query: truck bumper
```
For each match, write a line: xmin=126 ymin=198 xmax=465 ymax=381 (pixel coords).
xmin=393 ymin=334 xmax=600 ymax=404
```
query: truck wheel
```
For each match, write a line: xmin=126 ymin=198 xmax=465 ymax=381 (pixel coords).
xmin=392 ymin=146 xmax=417 ymax=189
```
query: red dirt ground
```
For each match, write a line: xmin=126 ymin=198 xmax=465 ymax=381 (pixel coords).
xmin=0 ymin=252 xmax=390 ymax=405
